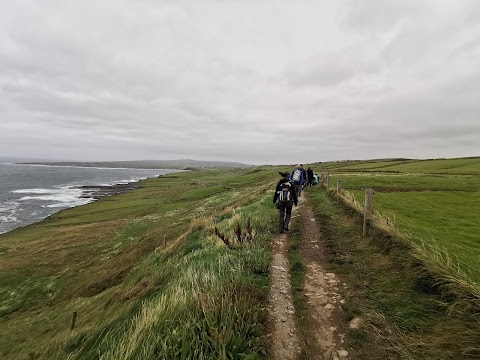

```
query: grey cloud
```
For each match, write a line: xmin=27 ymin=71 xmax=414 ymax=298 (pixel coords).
xmin=1 ymin=1 xmax=480 ymax=164
xmin=287 ymin=61 xmax=355 ymax=87
xmin=341 ymin=0 xmax=420 ymax=32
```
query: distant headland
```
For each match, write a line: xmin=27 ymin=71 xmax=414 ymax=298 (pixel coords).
xmin=17 ymin=159 xmax=253 ymax=170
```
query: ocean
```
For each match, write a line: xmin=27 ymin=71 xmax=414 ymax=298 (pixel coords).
xmin=0 ymin=162 xmax=176 ymax=234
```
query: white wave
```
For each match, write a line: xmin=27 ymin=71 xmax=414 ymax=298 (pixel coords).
xmin=88 ymin=177 xmax=151 ymax=186
xmin=0 ymin=200 xmax=20 ymax=224
xmin=16 ymin=187 xmax=87 ymax=207
xmin=117 ymin=179 xmax=139 ymax=184
xmin=12 ymin=188 xmax=55 ymax=194
xmin=12 ymin=185 xmax=105 ymax=209
xmin=4 ymin=174 xmax=162 ymax=223
xmin=0 ymin=214 xmax=18 ymax=223
xmin=0 ymin=201 xmax=20 ymax=214
xmin=46 ymin=198 xmax=93 ymax=208
xmin=69 ymin=177 xmax=148 ymax=187
xmin=107 ymin=178 xmax=149 ymax=184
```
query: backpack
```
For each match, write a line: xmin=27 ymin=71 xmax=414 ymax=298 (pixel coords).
xmin=292 ymin=169 xmax=302 ymax=183
xmin=278 ymin=182 xmax=292 ymax=202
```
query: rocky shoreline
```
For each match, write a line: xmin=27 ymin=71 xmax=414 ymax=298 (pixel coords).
xmin=79 ymin=182 xmax=141 ymax=200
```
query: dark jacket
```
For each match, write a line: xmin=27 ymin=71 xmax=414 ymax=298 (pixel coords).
xmin=307 ymin=169 xmax=314 ymax=181
xmin=273 ymin=178 xmax=298 ymax=206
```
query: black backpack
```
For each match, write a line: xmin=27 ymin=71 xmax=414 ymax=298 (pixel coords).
xmin=278 ymin=182 xmax=292 ymax=202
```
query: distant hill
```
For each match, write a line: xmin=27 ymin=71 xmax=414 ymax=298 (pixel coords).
xmin=18 ymin=159 xmax=252 ymax=170
xmin=1 ymin=156 xmax=60 ymax=163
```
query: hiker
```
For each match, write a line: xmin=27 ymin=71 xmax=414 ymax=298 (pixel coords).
xmin=306 ymin=167 xmax=314 ymax=187
xmin=300 ymin=164 xmax=307 ymax=190
xmin=273 ymin=172 xmax=298 ymax=233
xmin=290 ymin=164 xmax=305 ymax=197
xmin=313 ymin=173 xmax=319 ymax=185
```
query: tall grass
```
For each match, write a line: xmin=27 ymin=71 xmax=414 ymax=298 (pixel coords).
xmin=310 ymin=185 xmax=480 ymax=358
xmin=0 ymin=167 xmax=283 ymax=359
xmin=334 ymin=185 xmax=480 ymax=298
xmin=322 ymin=184 xmax=480 ymax=357
xmin=70 ymin=200 xmax=274 ymax=360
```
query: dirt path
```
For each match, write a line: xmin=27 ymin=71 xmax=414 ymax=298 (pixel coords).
xmin=299 ymin=196 xmax=351 ymax=360
xmin=268 ymin=231 xmax=302 ymax=359
xmin=268 ymin=194 xmax=352 ymax=360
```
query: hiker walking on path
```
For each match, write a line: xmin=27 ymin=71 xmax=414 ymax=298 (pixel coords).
xmin=290 ymin=164 xmax=305 ymax=198
xmin=300 ymin=164 xmax=307 ymax=191
xmin=306 ymin=167 xmax=314 ymax=187
xmin=273 ymin=172 xmax=298 ymax=233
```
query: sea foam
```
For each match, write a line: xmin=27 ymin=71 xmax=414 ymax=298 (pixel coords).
xmin=15 ymin=187 xmax=92 ymax=208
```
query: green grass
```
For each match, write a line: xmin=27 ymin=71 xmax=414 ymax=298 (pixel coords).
xmin=313 ymin=156 xmax=480 ymax=289
xmin=308 ymin=187 xmax=480 ymax=359
xmin=0 ymin=166 xmax=285 ymax=359
xmin=328 ymin=172 xmax=480 ymax=192
xmin=70 ymin=229 xmax=269 ymax=360
xmin=321 ymin=171 xmax=480 ymax=284
xmin=352 ymin=190 xmax=480 ymax=276
xmin=379 ymin=157 xmax=480 ymax=174
xmin=287 ymin=214 xmax=309 ymax=360
xmin=311 ymin=157 xmax=480 ymax=175
xmin=306 ymin=157 xmax=480 ymax=357
xmin=2 ymin=157 xmax=479 ymax=358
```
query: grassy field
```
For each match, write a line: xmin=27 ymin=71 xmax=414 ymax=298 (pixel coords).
xmin=309 ymin=157 xmax=480 ymax=292
xmin=292 ymin=157 xmax=480 ymax=358
xmin=0 ymin=166 xmax=287 ymax=359
xmin=312 ymin=157 xmax=480 ymax=175
xmin=307 ymin=188 xmax=480 ymax=359
xmin=1 ymin=157 xmax=479 ymax=358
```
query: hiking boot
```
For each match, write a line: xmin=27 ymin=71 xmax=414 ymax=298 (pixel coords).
xmin=284 ymin=226 xmax=289 ymax=232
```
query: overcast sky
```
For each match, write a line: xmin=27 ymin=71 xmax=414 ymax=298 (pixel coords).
xmin=1 ymin=0 xmax=479 ymax=164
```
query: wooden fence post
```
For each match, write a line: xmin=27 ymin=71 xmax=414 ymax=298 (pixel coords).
xmin=363 ymin=189 xmax=373 ymax=236
xmin=368 ymin=189 xmax=373 ymax=213
xmin=337 ymin=179 xmax=342 ymax=202
xmin=326 ymin=173 xmax=330 ymax=189
xmin=71 ymin=311 xmax=77 ymax=331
